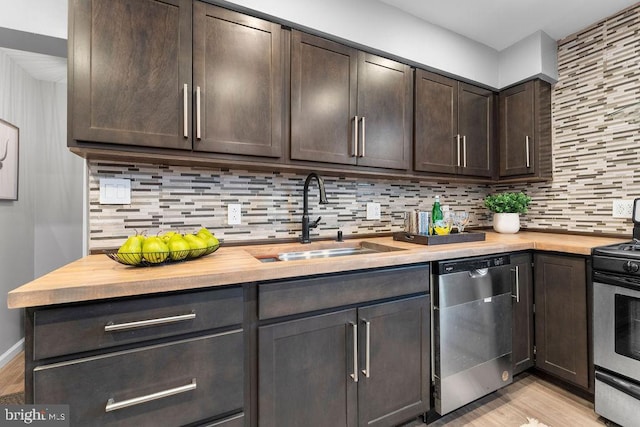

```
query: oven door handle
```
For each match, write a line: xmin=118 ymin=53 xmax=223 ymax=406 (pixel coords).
xmin=596 ymin=370 xmax=640 ymax=401
xmin=593 ymin=271 xmax=640 ymax=289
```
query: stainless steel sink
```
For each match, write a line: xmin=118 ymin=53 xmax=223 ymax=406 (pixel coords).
xmin=254 ymin=241 xmax=404 ymax=262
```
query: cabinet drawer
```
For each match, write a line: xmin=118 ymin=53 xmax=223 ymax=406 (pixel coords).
xmin=258 ymin=265 xmax=429 ymax=319
xmin=33 ymin=330 xmax=244 ymax=427
xmin=33 ymin=286 xmax=242 ymax=360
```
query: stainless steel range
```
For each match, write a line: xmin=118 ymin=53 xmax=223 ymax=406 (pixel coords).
xmin=592 ymin=200 xmax=640 ymax=427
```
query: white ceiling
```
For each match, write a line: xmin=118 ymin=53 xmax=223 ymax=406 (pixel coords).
xmin=1 ymin=0 xmax=639 ymax=82
xmin=0 ymin=47 xmax=67 ymax=84
xmin=379 ymin=0 xmax=640 ymax=50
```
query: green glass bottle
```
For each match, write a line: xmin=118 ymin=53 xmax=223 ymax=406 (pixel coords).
xmin=431 ymin=196 xmax=443 ymax=235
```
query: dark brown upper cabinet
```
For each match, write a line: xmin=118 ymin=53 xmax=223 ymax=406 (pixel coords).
xmin=192 ymin=3 xmax=283 ymax=158
xmin=499 ymin=79 xmax=552 ymax=180
xmin=414 ymin=70 xmax=494 ymax=178
xmin=69 ymin=0 xmax=284 ymax=158
xmin=290 ymin=31 xmax=412 ymax=170
xmin=69 ymin=0 xmax=193 ymax=150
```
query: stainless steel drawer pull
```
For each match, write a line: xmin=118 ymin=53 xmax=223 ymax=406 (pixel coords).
xmin=352 ymin=116 xmax=359 ymax=157
xmin=362 ymin=319 xmax=371 ymax=378
xmin=511 ymin=266 xmax=520 ymax=303
xmin=350 ymin=322 xmax=358 ymax=383
xmin=183 ymin=83 xmax=189 ymax=138
xmin=456 ymin=134 xmax=461 ymax=167
xmin=462 ymin=135 xmax=467 ymax=167
xmin=104 ymin=313 xmax=196 ymax=332
xmin=196 ymin=86 xmax=202 ymax=140
xmin=525 ymin=136 xmax=530 ymax=168
xmin=105 ymin=378 xmax=196 ymax=412
xmin=360 ymin=116 xmax=366 ymax=158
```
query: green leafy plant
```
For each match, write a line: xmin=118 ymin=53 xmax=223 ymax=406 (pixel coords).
xmin=483 ymin=192 xmax=531 ymax=214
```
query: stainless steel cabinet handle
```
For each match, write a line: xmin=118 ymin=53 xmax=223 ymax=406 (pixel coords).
xmin=105 ymin=378 xmax=196 ymax=412
xmin=511 ymin=266 xmax=520 ymax=303
xmin=183 ymin=83 xmax=189 ymax=138
xmin=350 ymin=322 xmax=358 ymax=383
xmin=525 ymin=136 xmax=530 ymax=168
xmin=462 ymin=135 xmax=467 ymax=168
xmin=104 ymin=313 xmax=196 ymax=332
xmin=456 ymin=134 xmax=461 ymax=167
xmin=196 ymin=86 xmax=201 ymax=140
xmin=360 ymin=117 xmax=366 ymax=158
xmin=361 ymin=319 xmax=370 ymax=378
xmin=352 ymin=116 xmax=359 ymax=157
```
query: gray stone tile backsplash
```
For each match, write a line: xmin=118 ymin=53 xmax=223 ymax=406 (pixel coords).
xmin=88 ymin=163 xmax=490 ymax=249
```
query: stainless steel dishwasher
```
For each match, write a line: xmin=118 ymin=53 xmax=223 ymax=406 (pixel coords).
xmin=432 ymin=254 xmax=514 ymax=416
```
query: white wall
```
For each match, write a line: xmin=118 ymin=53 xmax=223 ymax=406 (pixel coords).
xmin=219 ymin=0 xmax=558 ymax=89
xmin=0 ymin=0 xmax=67 ymax=39
xmin=498 ymin=31 xmax=559 ymax=88
xmin=220 ymin=0 xmax=502 ymax=87
xmin=0 ymin=49 xmax=83 ymax=365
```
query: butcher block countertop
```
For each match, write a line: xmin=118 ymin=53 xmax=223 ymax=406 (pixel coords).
xmin=7 ymin=231 xmax=627 ymax=309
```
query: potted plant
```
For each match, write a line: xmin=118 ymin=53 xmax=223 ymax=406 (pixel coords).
xmin=483 ymin=192 xmax=531 ymax=233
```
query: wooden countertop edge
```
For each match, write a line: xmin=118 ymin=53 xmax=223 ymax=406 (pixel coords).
xmin=7 ymin=232 xmax=627 ymax=309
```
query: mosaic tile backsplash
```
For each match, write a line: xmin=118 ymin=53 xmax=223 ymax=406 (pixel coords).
xmin=88 ymin=4 xmax=640 ymax=250
xmin=89 ymin=163 xmax=489 ymax=249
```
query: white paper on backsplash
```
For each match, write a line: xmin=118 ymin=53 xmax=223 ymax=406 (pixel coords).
xmin=87 ymin=161 xmax=491 ymax=250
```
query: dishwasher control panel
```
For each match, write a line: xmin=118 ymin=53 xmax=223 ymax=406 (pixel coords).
xmin=436 ymin=254 xmax=510 ymax=275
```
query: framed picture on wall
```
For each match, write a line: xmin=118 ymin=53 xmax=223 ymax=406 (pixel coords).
xmin=0 ymin=118 xmax=19 ymax=201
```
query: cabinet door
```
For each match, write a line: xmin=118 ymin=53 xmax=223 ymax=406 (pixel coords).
xmin=291 ymin=31 xmax=357 ymax=165
xmin=70 ymin=0 xmax=192 ymax=149
xmin=356 ymin=53 xmax=412 ymax=170
xmin=499 ymin=81 xmax=535 ymax=176
xmin=458 ymin=83 xmax=494 ymax=177
xmin=358 ymin=295 xmax=430 ymax=427
xmin=534 ymin=254 xmax=589 ymax=389
xmin=259 ymin=309 xmax=358 ymax=427
xmin=511 ymin=253 xmax=534 ymax=375
xmin=414 ymin=70 xmax=458 ymax=174
xmin=193 ymin=3 xmax=283 ymax=157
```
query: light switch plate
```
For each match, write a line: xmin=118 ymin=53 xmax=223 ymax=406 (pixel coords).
xmin=99 ymin=178 xmax=131 ymax=205
xmin=366 ymin=202 xmax=381 ymax=220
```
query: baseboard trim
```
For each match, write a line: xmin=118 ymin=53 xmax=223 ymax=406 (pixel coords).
xmin=0 ymin=338 xmax=25 ymax=369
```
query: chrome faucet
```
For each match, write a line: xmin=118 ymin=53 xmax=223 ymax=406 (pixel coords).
xmin=301 ymin=172 xmax=329 ymax=243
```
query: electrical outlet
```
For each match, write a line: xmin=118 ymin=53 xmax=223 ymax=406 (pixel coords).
xmin=228 ymin=204 xmax=242 ymax=225
xmin=366 ymin=202 xmax=381 ymax=220
xmin=612 ymin=199 xmax=634 ymax=218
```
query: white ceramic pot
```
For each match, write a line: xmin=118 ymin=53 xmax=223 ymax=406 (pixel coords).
xmin=492 ymin=212 xmax=521 ymax=234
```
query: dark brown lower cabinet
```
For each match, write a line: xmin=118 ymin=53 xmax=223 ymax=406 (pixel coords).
xmin=34 ymin=331 xmax=244 ymax=426
xmin=26 ymin=287 xmax=245 ymax=426
xmin=511 ymin=253 xmax=534 ymax=375
xmin=258 ymin=295 xmax=430 ymax=427
xmin=534 ymin=253 xmax=589 ymax=389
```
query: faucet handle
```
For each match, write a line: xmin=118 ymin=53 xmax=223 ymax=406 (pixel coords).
xmin=310 ymin=216 xmax=322 ymax=229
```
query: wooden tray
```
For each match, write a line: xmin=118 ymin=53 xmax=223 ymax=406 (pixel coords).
xmin=393 ymin=231 xmax=485 ymax=246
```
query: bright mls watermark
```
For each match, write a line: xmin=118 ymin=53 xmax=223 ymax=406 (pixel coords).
xmin=1 ymin=405 xmax=69 ymax=426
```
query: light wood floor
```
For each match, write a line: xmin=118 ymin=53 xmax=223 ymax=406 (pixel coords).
xmin=0 ymin=352 xmax=610 ymax=426
xmin=407 ymin=372 xmax=609 ymax=427
xmin=0 ymin=352 xmax=24 ymax=396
